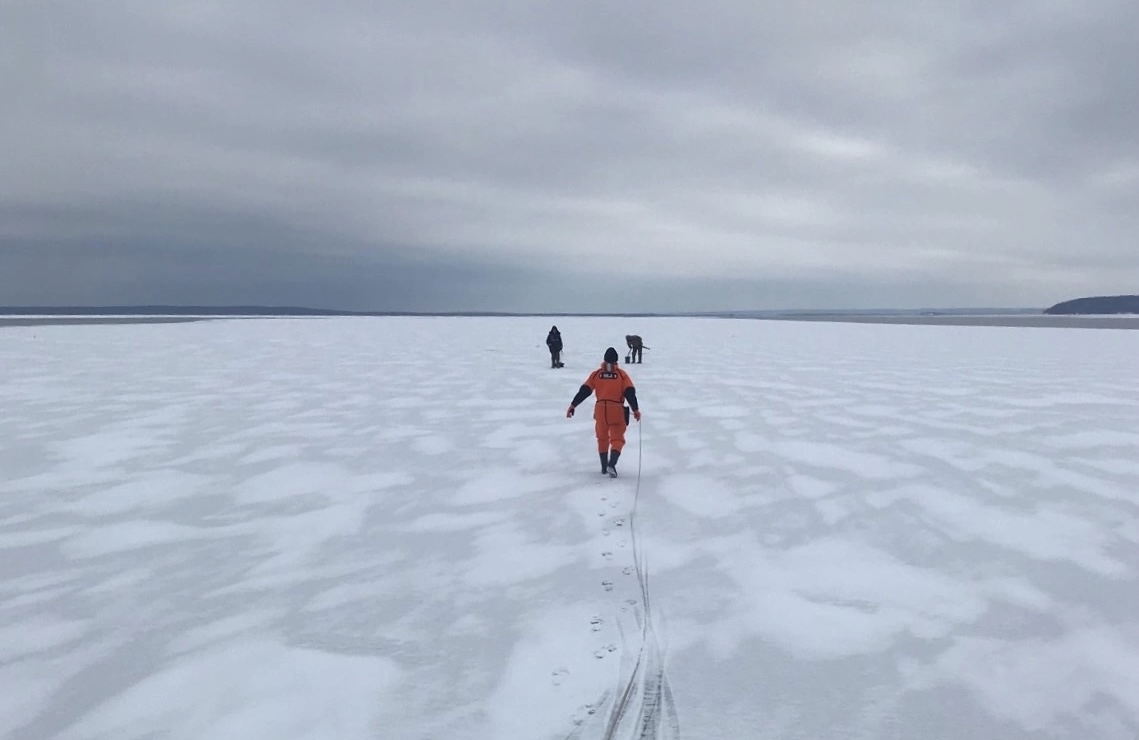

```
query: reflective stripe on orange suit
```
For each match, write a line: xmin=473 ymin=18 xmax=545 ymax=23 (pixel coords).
xmin=586 ymin=363 xmax=632 ymax=454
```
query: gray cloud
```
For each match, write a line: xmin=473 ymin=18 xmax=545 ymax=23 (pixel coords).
xmin=3 ymin=0 xmax=1137 ymax=311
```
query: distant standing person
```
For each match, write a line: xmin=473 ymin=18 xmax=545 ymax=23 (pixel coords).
xmin=566 ymin=347 xmax=641 ymax=477
xmin=625 ymin=334 xmax=648 ymax=364
xmin=546 ymin=325 xmax=564 ymax=368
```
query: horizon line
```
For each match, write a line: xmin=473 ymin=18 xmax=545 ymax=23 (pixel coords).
xmin=0 ymin=304 xmax=1048 ymax=318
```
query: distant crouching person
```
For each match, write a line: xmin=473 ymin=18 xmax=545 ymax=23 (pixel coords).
xmin=625 ymin=334 xmax=648 ymax=364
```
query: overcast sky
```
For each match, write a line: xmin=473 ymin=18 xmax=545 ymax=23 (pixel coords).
xmin=3 ymin=0 xmax=1137 ymax=311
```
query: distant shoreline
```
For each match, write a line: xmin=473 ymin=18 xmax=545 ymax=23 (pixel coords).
xmin=4 ymin=313 xmax=1139 ymax=330
xmin=0 ymin=305 xmax=1043 ymax=319
xmin=0 ymin=317 xmax=218 ymax=328
xmin=757 ymin=314 xmax=1139 ymax=330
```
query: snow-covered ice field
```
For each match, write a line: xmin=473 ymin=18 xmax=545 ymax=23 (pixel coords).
xmin=2 ymin=316 xmax=1137 ymax=739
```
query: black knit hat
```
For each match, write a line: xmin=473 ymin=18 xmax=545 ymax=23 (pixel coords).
xmin=604 ymin=347 xmax=619 ymax=363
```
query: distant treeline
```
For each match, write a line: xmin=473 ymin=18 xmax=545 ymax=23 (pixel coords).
xmin=1044 ymin=295 xmax=1139 ymax=315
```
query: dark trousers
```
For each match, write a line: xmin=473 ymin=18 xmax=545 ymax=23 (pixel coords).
xmin=629 ymin=346 xmax=642 ymax=363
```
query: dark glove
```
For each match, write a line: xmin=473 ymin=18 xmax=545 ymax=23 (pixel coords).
xmin=566 ymin=405 xmax=575 ymax=418
xmin=633 ymin=409 xmax=641 ymax=421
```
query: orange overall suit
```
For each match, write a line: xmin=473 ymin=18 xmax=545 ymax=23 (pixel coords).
xmin=566 ymin=347 xmax=641 ymax=476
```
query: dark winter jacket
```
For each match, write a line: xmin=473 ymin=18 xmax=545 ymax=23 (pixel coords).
xmin=546 ymin=327 xmax=563 ymax=352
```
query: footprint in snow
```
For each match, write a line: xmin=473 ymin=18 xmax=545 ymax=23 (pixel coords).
xmin=602 ymin=580 xmax=614 ymax=591
xmin=592 ymin=644 xmax=617 ymax=659
xmin=590 ymin=616 xmax=602 ymax=631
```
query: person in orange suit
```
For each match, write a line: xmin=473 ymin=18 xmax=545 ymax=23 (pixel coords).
xmin=566 ymin=347 xmax=641 ymax=476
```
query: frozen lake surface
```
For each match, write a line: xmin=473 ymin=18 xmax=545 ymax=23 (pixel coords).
xmin=2 ymin=316 xmax=1137 ymax=739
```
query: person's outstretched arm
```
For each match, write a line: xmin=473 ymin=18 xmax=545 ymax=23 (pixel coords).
xmin=567 ymin=381 xmax=593 ymax=417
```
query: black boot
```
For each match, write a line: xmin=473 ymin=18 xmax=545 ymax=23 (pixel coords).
xmin=599 ymin=452 xmax=609 ymax=474
xmin=607 ymin=449 xmax=621 ymax=477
